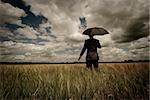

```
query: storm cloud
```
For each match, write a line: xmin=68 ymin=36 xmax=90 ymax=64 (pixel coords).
xmin=0 ymin=0 xmax=149 ymax=62
xmin=1 ymin=0 xmax=48 ymax=28
xmin=0 ymin=0 xmax=53 ymax=44
xmin=23 ymin=0 xmax=149 ymax=42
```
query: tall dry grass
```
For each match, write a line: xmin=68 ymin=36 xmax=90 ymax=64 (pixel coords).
xmin=0 ymin=63 xmax=149 ymax=99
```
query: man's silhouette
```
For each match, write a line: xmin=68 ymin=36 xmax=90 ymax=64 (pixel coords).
xmin=78 ymin=34 xmax=101 ymax=70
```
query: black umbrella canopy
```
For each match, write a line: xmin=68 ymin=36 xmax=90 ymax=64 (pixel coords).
xmin=82 ymin=27 xmax=109 ymax=36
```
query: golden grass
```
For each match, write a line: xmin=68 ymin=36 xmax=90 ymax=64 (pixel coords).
xmin=0 ymin=63 xmax=149 ymax=99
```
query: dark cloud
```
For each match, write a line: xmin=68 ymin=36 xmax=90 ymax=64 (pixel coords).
xmin=112 ymin=14 xmax=149 ymax=43
xmin=0 ymin=0 xmax=53 ymax=44
xmin=123 ymin=14 xmax=149 ymax=42
xmin=1 ymin=0 xmax=48 ymax=28
xmin=1 ymin=0 xmax=30 ymax=14
xmin=0 ymin=23 xmax=23 ymax=32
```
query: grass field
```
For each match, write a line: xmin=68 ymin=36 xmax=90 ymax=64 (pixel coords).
xmin=0 ymin=63 xmax=149 ymax=100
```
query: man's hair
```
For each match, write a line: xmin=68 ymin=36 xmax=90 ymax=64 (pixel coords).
xmin=89 ymin=34 xmax=94 ymax=38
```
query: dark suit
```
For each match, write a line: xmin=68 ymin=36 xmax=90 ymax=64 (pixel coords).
xmin=80 ymin=38 xmax=101 ymax=69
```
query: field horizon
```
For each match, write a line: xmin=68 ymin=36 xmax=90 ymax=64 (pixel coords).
xmin=0 ymin=60 xmax=149 ymax=64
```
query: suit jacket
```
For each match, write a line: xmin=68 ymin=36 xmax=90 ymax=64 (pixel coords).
xmin=80 ymin=38 xmax=101 ymax=60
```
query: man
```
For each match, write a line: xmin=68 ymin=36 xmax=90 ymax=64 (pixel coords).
xmin=78 ymin=34 xmax=101 ymax=70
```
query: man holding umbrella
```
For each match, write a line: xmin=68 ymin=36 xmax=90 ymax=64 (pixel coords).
xmin=78 ymin=27 xmax=109 ymax=70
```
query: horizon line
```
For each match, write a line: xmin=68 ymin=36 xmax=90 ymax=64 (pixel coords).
xmin=0 ymin=60 xmax=149 ymax=64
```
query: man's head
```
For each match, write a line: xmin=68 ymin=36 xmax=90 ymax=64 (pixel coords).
xmin=89 ymin=34 xmax=94 ymax=39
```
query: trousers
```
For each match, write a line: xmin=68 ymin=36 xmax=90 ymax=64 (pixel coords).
xmin=86 ymin=60 xmax=98 ymax=69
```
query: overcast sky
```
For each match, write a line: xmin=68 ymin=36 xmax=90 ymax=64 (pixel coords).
xmin=0 ymin=0 xmax=149 ymax=62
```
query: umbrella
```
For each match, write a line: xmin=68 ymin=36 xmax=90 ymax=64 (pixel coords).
xmin=82 ymin=27 xmax=109 ymax=35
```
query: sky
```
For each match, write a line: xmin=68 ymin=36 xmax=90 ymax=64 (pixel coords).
xmin=0 ymin=0 xmax=149 ymax=62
